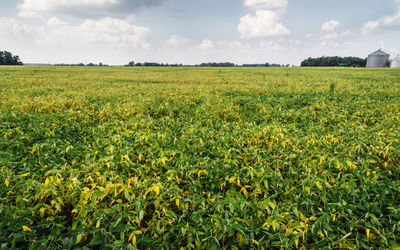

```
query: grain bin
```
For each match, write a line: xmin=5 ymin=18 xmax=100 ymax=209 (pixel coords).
xmin=390 ymin=55 xmax=400 ymax=68
xmin=366 ymin=49 xmax=390 ymax=68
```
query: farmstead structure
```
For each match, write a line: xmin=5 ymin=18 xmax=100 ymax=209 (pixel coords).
xmin=366 ymin=49 xmax=390 ymax=68
xmin=391 ymin=55 xmax=400 ymax=68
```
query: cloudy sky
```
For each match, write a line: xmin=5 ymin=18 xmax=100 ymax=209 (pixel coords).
xmin=1 ymin=0 xmax=400 ymax=65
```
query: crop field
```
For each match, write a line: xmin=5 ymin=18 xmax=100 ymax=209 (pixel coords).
xmin=0 ymin=66 xmax=400 ymax=249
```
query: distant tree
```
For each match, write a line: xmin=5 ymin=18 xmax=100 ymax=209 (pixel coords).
xmin=0 ymin=51 xmax=23 ymax=65
xmin=301 ymin=56 xmax=366 ymax=67
xmin=126 ymin=61 xmax=135 ymax=67
xmin=198 ymin=62 xmax=235 ymax=67
xmin=143 ymin=62 xmax=161 ymax=67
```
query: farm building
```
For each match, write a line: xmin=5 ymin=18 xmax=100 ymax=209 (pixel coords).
xmin=390 ymin=55 xmax=400 ymax=68
xmin=366 ymin=49 xmax=390 ymax=68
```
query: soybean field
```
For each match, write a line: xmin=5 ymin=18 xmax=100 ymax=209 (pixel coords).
xmin=0 ymin=66 xmax=400 ymax=249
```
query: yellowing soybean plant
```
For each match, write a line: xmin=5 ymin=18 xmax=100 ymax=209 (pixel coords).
xmin=1 ymin=66 xmax=400 ymax=249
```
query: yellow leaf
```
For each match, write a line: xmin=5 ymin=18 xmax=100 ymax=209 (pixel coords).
xmin=5 ymin=178 xmax=9 ymax=187
xmin=145 ymin=188 xmax=151 ymax=196
xmin=128 ymin=232 xmax=134 ymax=242
xmin=96 ymin=220 xmax=100 ymax=228
xmin=135 ymin=230 xmax=142 ymax=235
xmin=132 ymin=234 xmax=137 ymax=244
xmin=269 ymin=201 xmax=275 ymax=209
xmin=76 ymin=234 xmax=83 ymax=244
xmin=22 ymin=226 xmax=31 ymax=232
xmin=176 ymin=199 xmax=180 ymax=208
xmin=154 ymin=185 xmax=160 ymax=196
xmin=366 ymin=228 xmax=371 ymax=239
xmin=241 ymin=187 xmax=248 ymax=196
xmin=45 ymin=178 xmax=50 ymax=187
xmin=272 ymin=219 xmax=278 ymax=232
xmin=300 ymin=213 xmax=306 ymax=222
xmin=304 ymin=186 xmax=311 ymax=195
xmin=286 ymin=228 xmax=293 ymax=236
xmin=40 ymin=207 xmax=46 ymax=217
xmin=252 ymin=239 xmax=259 ymax=245
xmin=342 ymin=200 xmax=347 ymax=206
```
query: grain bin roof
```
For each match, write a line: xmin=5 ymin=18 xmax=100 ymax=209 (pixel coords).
xmin=369 ymin=49 xmax=390 ymax=56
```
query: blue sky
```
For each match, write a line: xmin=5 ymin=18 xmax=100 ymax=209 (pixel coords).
xmin=1 ymin=0 xmax=399 ymax=65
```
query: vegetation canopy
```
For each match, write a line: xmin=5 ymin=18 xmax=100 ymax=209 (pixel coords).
xmin=301 ymin=56 xmax=366 ymax=67
xmin=0 ymin=66 xmax=399 ymax=249
xmin=0 ymin=51 xmax=23 ymax=65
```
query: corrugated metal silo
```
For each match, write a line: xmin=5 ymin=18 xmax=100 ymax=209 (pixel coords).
xmin=366 ymin=49 xmax=390 ymax=68
xmin=390 ymin=55 xmax=400 ymax=68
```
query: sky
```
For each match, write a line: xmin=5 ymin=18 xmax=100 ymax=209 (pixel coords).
xmin=1 ymin=0 xmax=400 ymax=65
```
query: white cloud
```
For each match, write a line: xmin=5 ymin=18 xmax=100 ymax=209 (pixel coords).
xmin=47 ymin=17 xmax=66 ymax=26
xmin=362 ymin=9 xmax=400 ymax=34
xmin=166 ymin=35 xmax=189 ymax=47
xmin=0 ymin=17 xmax=150 ymax=49
xmin=339 ymin=30 xmax=354 ymax=37
xmin=260 ymin=40 xmax=285 ymax=51
xmin=195 ymin=39 xmax=214 ymax=50
xmin=320 ymin=41 xmax=339 ymax=47
xmin=244 ymin=0 xmax=287 ymax=11
xmin=305 ymin=33 xmax=313 ymax=38
xmin=322 ymin=32 xmax=339 ymax=40
xmin=238 ymin=0 xmax=290 ymax=38
xmin=18 ymin=10 xmax=44 ymax=19
xmin=78 ymin=18 xmax=150 ymax=48
xmin=18 ymin=0 xmax=168 ymax=19
xmin=238 ymin=10 xmax=290 ymax=38
xmin=0 ymin=17 xmax=43 ymax=37
xmin=321 ymin=19 xmax=340 ymax=32
xmin=216 ymin=40 xmax=250 ymax=49
xmin=228 ymin=40 xmax=250 ymax=49
xmin=319 ymin=19 xmax=354 ymax=47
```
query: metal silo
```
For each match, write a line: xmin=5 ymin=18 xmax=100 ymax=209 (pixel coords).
xmin=390 ymin=55 xmax=400 ymax=68
xmin=366 ymin=49 xmax=390 ymax=68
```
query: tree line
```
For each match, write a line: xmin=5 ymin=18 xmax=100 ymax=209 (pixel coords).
xmin=53 ymin=63 xmax=109 ymax=67
xmin=125 ymin=61 xmax=292 ymax=67
xmin=301 ymin=56 xmax=367 ymax=67
xmin=0 ymin=51 xmax=23 ymax=65
xmin=0 ymin=50 xmax=369 ymax=68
